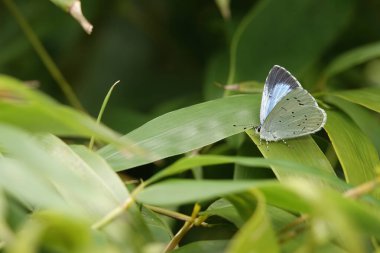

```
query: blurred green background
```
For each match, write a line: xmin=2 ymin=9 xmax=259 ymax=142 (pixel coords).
xmin=1 ymin=0 xmax=380 ymax=134
xmin=1 ymin=1 xmax=380 ymax=252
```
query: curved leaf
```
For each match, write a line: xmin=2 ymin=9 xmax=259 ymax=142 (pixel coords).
xmin=324 ymin=41 xmax=380 ymax=78
xmin=100 ymin=92 xmax=333 ymax=178
xmin=247 ymin=131 xmax=335 ymax=179
xmin=324 ymin=110 xmax=378 ymax=185
xmin=229 ymin=0 xmax=354 ymax=83
xmin=324 ymin=96 xmax=380 ymax=152
xmin=137 ymin=179 xmax=276 ymax=206
xmin=137 ymin=179 xmax=380 ymax=238
xmin=202 ymin=198 xmax=244 ymax=227
xmin=172 ymin=240 xmax=228 ymax=253
xmin=0 ymin=75 xmax=133 ymax=148
xmin=226 ymin=191 xmax=279 ymax=253
xmin=49 ymin=0 xmax=93 ymax=34
xmin=146 ymin=155 xmax=345 ymax=191
xmin=99 ymin=95 xmax=260 ymax=171
xmin=329 ymin=88 xmax=380 ymax=113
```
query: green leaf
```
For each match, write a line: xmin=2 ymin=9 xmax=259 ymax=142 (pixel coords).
xmin=99 ymin=95 xmax=260 ymax=171
xmin=71 ymin=145 xmax=129 ymax=203
xmin=146 ymin=155 xmax=345 ymax=191
xmin=99 ymin=91 xmax=335 ymax=183
xmin=324 ymin=96 xmax=380 ymax=152
xmin=329 ymin=88 xmax=380 ymax=113
xmin=140 ymin=206 xmax=173 ymax=244
xmin=172 ymin=240 xmax=228 ymax=253
xmin=49 ymin=0 xmax=75 ymax=10
xmin=324 ymin=110 xmax=378 ymax=185
xmin=0 ymin=157 xmax=68 ymax=212
xmin=226 ymin=192 xmax=258 ymax=222
xmin=0 ymin=125 xmax=154 ymax=249
xmin=0 ymin=125 xmax=125 ymax=218
xmin=49 ymin=0 xmax=93 ymax=34
xmin=226 ymin=191 xmax=279 ymax=253
xmin=6 ymin=211 xmax=107 ymax=253
xmin=324 ymin=41 xmax=380 ymax=78
xmin=286 ymin=179 xmax=370 ymax=252
xmin=137 ymin=179 xmax=275 ymax=206
xmin=0 ymin=75 xmax=134 ymax=149
xmin=228 ymin=0 xmax=354 ymax=83
xmin=247 ymin=131 xmax=335 ymax=179
xmin=203 ymin=198 xmax=297 ymax=231
xmin=138 ymin=178 xmax=380 ymax=251
xmin=202 ymin=198 xmax=244 ymax=227
xmin=215 ymin=0 xmax=230 ymax=20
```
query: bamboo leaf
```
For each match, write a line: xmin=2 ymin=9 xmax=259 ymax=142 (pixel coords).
xmin=324 ymin=41 xmax=380 ymax=78
xmin=324 ymin=96 xmax=380 ymax=152
xmin=329 ymin=88 xmax=380 ymax=113
xmin=146 ymin=155 xmax=345 ymax=191
xmin=324 ymin=110 xmax=379 ymax=185
xmin=100 ymin=93 xmax=333 ymax=178
xmin=172 ymin=240 xmax=228 ymax=253
xmin=247 ymin=131 xmax=335 ymax=179
xmin=0 ymin=75 xmax=135 ymax=149
xmin=49 ymin=0 xmax=93 ymax=34
xmin=137 ymin=179 xmax=380 ymax=239
xmin=137 ymin=179 xmax=275 ymax=206
xmin=99 ymin=95 xmax=260 ymax=171
xmin=226 ymin=191 xmax=279 ymax=253
xmin=228 ymin=0 xmax=354 ymax=83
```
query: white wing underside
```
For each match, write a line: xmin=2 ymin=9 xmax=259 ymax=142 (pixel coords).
xmin=260 ymin=88 xmax=326 ymax=141
xmin=260 ymin=65 xmax=301 ymax=124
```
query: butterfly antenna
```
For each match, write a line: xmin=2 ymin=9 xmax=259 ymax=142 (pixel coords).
xmin=232 ymin=124 xmax=255 ymax=130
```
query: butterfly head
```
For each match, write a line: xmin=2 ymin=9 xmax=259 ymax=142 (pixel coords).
xmin=254 ymin=125 xmax=261 ymax=135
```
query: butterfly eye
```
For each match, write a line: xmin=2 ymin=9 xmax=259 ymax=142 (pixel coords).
xmin=256 ymin=126 xmax=261 ymax=133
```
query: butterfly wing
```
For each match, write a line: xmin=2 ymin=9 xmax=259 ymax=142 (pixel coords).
xmin=260 ymin=65 xmax=301 ymax=125
xmin=260 ymin=87 xmax=326 ymax=141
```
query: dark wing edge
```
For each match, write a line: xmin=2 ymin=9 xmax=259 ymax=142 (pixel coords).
xmin=265 ymin=65 xmax=301 ymax=92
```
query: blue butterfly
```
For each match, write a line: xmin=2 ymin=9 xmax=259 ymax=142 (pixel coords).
xmin=255 ymin=65 xmax=326 ymax=141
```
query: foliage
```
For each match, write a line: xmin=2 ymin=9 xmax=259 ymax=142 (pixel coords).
xmin=1 ymin=0 xmax=380 ymax=252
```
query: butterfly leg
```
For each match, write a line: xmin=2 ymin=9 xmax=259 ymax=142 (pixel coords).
xmin=266 ymin=141 xmax=269 ymax=151
xmin=281 ymin=139 xmax=291 ymax=148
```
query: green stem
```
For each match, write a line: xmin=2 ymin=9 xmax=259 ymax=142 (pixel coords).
xmin=91 ymin=182 xmax=145 ymax=230
xmin=164 ymin=204 xmax=201 ymax=252
xmin=89 ymin=80 xmax=120 ymax=150
xmin=144 ymin=204 xmax=210 ymax=227
xmin=343 ymin=176 xmax=380 ymax=199
xmin=3 ymin=0 xmax=84 ymax=111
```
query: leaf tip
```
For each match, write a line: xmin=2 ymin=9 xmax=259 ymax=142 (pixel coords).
xmin=69 ymin=0 xmax=93 ymax=35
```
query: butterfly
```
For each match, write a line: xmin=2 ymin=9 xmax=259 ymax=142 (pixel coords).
xmin=255 ymin=65 xmax=326 ymax=142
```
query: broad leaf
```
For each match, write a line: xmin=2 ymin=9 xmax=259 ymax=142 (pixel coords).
xmin=99 ymin=95 xmax=260 ymax=171
xmin=324 ymin=41 xmax=380 ymax=78
xmin=324 ymin=110 xmax=378 ymax=185
xmin=226 ymin=191 xmax=279 ymax=253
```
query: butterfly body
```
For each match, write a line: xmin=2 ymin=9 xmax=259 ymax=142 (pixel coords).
xmin=257 ymin=65 xmax=326 ymax=141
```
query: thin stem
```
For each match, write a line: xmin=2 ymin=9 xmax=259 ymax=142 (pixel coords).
xmin=164 ymin=204 xmax=201 ymax=252
xmin=344 ymin=176 xmax=380 ymax=199
xmin=3 ymin=0 xmax=84 ymax=111
xmin=92 ymin=182 xmax=145 ymax=230
xmin=89 ymin=80 xmax=120 ymax=150
xmin=144 ymin=204 xmax=210 ymax=227
xmin=277 ymin=214 xmax=308 ymax=244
